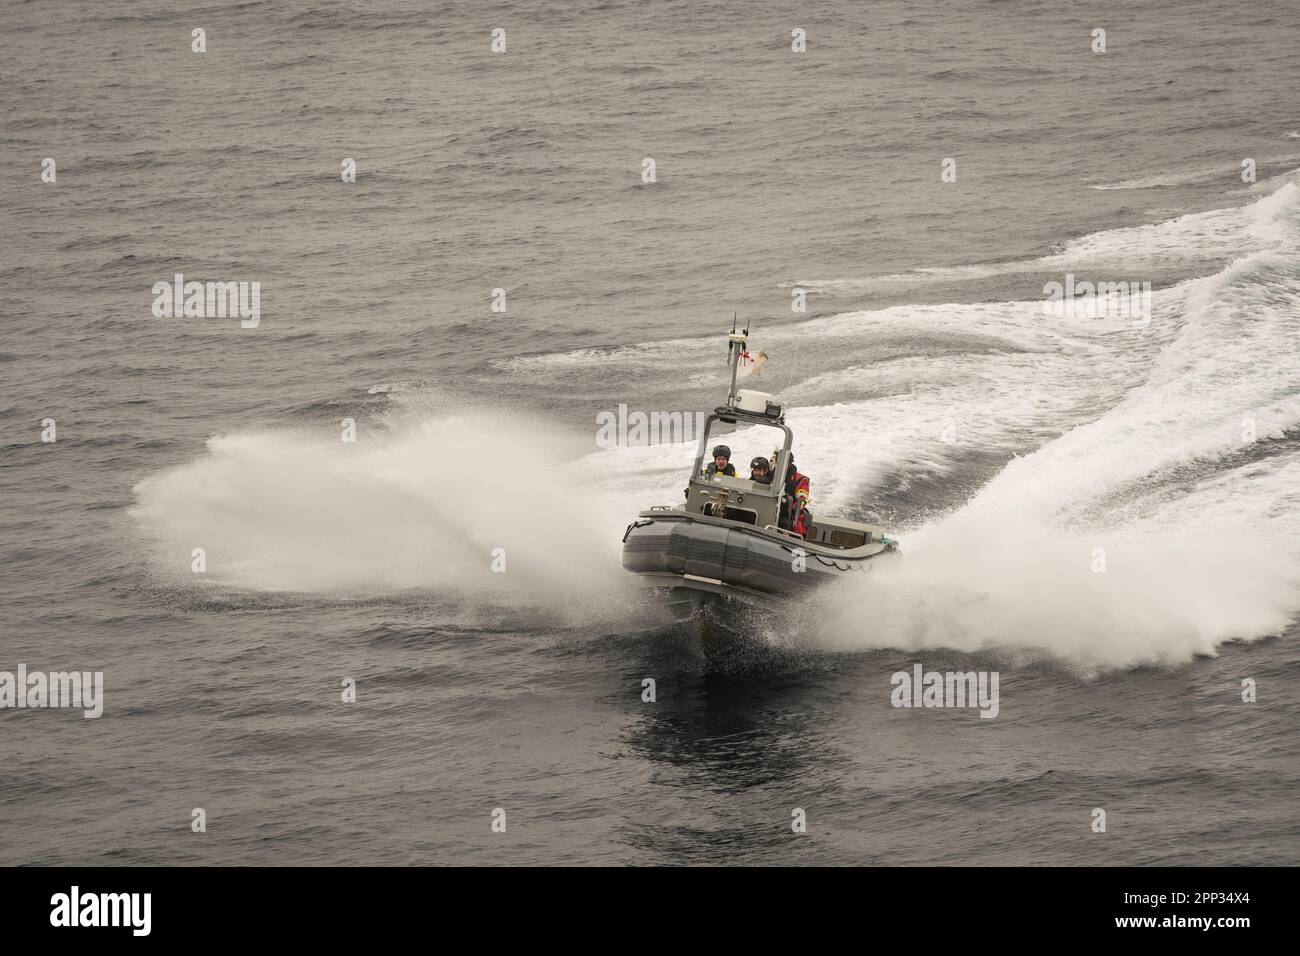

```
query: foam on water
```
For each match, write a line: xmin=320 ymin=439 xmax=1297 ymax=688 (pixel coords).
xmin=815 ymin=514 xmax=1300 ymax=672
xmin=130 ymin=410 xmax=639 ymax=608
xmin=816 ymin=183 xmax=1300 ymax=668
xmin=796 ymin=177 xmax=1299 ymax=293
xmin=131 ymin=178 xmax=1300 ymax=668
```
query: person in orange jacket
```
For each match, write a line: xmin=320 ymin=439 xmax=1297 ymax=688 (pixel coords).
xmin=781 ymin=458 xmax=811 ymax=537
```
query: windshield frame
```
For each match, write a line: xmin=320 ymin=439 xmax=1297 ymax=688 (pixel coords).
xmin=691 ymin=412 xmax=792 ymax=497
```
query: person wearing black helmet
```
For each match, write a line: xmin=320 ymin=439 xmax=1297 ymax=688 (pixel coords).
xmin=749 ymin=456 xmax=773 ymax=484
xmin=704 ymin=445 xmax=736 ymax=479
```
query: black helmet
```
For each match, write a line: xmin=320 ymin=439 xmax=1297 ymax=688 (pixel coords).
xmin=712 ymin=445 xmax=731 ymax=460
xmin=750 ymin=456 xmax=770 ymax=471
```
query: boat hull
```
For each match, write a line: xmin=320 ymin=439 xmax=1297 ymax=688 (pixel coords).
xmin=622 ymin=510 xmax=893 ymax=599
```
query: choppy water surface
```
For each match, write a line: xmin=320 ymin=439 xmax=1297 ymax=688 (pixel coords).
xmin=2 ymin=0 xmax=1298 ymax=864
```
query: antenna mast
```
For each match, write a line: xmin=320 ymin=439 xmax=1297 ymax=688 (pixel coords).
xmin=725 ymin=315 xmax=747 ymax=408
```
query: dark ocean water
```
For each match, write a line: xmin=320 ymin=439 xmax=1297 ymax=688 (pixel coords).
xmin=1 ymin=0 xmax=1298 ymax=865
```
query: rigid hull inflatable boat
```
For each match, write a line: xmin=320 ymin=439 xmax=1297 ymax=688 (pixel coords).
xmin=621 ymin=325 xmax=899 ymax=642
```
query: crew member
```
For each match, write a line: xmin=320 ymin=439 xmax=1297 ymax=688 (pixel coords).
xmin=704 ymin=445 xmax=736 ymax=479
xmin=781 ymin=458 xmax=811 ymax=537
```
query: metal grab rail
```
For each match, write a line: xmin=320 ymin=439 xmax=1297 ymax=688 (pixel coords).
xmin=622 ymin=518 xmax=654 ymax=543
xmin=763 ymin=524 xmax=807 ymax=541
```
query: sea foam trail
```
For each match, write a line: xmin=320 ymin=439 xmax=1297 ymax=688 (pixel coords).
xmin=796 ymin=176 xmax=1299 ymax=294
xmin=963 ymin=191 xmax=1300 ymax=525
xmin=130 ymin=412 xmax=639 ymax=603
xmin=816 ymin=514 xmax=1300 ymax=672
xmin=816 ymin=185 xmax=1300 ymax=668
xmin=131 ymin=180 xmax=1300 ymax=666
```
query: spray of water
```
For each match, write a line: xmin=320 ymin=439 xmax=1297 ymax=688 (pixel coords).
xmin=131 ymin=180 xmax=1300 ymax=667
xmin=816 ymin=513 xmax=1300 ymax=671
xmin=130 ymin=411 xmax=638 ymax=609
